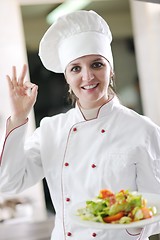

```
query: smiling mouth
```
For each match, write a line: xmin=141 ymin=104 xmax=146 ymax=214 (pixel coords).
xmin=82 ymin=84 xmax=99 ymax=90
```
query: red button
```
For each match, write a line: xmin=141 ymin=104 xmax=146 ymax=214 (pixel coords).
xmin=101 ymin=129 xmax=105 ymax=133
xmin=73 ymin=127 xmax=77 ymax=132
xmin=66 ymin=198 xmax=70 ymax=202
xmin=92 ymin=232 xmax=97 ymax=237
xmin=64 ymin=162 xmax=69 ymax=166
xmin=91 ymin=164 xmax=96 ymax=168
xmin=67 ymin=232 xmax=72 ymax=236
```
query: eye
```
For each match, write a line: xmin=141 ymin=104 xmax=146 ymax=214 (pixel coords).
xmin=92 ymin=62 xmax=104 ymax=69
xmin=71 ymin=66 xmax=81 ymax=72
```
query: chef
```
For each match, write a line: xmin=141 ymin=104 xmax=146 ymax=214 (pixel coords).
xmin=0 ymin=10 xmax=160 ymax=240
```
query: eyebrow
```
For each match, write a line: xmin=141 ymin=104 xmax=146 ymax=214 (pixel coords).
xmin=92 ymin=57 xmax=104 ymax=62
xmin=69 ymin=57 xmax=104 ymax=66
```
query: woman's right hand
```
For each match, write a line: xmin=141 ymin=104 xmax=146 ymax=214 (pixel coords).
xmin=6 ymin=64 xmax=38 ymax=128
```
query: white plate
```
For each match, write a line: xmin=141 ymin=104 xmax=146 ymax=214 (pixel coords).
xmin=69 ymin=192 xmax=160 ymax=229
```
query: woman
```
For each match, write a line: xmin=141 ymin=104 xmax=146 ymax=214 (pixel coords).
xmin=0 ymin=10 xmax=160 ymax=240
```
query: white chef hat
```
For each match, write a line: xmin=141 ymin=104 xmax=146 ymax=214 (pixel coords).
xmin=39 ymin=10 xmax=113 ymax=73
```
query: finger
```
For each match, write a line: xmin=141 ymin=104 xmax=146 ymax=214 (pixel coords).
xmin=6 ymin=75 xmax=14 ymax=90
xmin=24 ymin=81 xmax=38 ymax=97
xmin=12 ymin=66 xmax=18 ymax=85
xmin=18 ymin=64 xmax=27 ymax=86
xmin=30 ymin=85 xmax=38 ymax=104
xmin=24 ymin=81 xmax=36 ymax=89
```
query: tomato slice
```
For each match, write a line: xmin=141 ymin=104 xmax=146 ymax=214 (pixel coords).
xmin=103 ymin=211 xmax=125 ymax=223
xmin=99 ymin=189 xmax=115 ymax=199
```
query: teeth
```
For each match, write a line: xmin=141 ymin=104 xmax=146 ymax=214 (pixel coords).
xmin=83 ymin=84 xmax=97 ymax=90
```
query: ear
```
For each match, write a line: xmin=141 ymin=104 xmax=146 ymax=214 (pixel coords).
xmin=66 ymin=79 xmax=69 ymax=84
xmin=110 ymin=70 xmax=114 ymax=78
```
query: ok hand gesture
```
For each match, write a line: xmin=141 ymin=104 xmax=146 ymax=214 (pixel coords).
xmin=6 ymin=64 xmax=38 ymax=127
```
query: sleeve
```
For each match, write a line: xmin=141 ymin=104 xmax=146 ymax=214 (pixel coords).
xmin=136 ymin=125 xmax=160 ymax=193
xmin=136 ymin=125 xmax=160 ymax=239
xmin=0 ymin=120 xmax=44 ymax=194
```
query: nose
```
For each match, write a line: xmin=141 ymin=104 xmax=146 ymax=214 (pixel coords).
xmin=81 ymin=67 xmax=94 ymax=81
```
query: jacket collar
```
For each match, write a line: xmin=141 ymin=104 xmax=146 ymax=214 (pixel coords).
xmin=75 ymin=95 xmax=120 ymax=121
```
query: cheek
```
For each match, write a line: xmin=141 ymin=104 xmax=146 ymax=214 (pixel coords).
xmin=65 ymin=70 xmax=74 ymax=85
xmin=67 ymin=79 xmax=80 ymax=94
xmin=100 ymin=72 xmax=110 ymax=86
xmin=68 ymin=75 xmax=81 ymax=87
xmin=65 ymin=73 xmax=73 ymax=86
xmin=65 ymin=71 xmax=78 ymax=85
xmin=105 ymin=69 xmax=111 ymax=79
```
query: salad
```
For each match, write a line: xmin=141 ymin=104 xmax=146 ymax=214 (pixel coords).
xmin=77 ymin=189 xmax=157 ymax=224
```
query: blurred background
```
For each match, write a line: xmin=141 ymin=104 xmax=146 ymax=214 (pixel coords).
xmin=0 ymin=0 xmax=160 ymax=239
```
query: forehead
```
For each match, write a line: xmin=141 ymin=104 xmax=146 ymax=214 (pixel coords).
xmin=68 ymin=54 xmax=105 ymax=65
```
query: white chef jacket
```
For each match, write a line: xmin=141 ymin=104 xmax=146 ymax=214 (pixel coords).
xmin=0 ymin=96 xmax=160 ymax=240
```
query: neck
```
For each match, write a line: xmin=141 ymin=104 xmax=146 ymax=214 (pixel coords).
xmin=80 ymin=106 xmax=100 ymax=120
xmin=78 ymin=95 xmax=111 ymax=110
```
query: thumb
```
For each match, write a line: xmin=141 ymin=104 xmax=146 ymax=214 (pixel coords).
xmin=30 ymin=84 xmax=38 ymax=105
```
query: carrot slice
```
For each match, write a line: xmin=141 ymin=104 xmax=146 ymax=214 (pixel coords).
xmin=103 ymin=211 xmax=125 ymax=223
